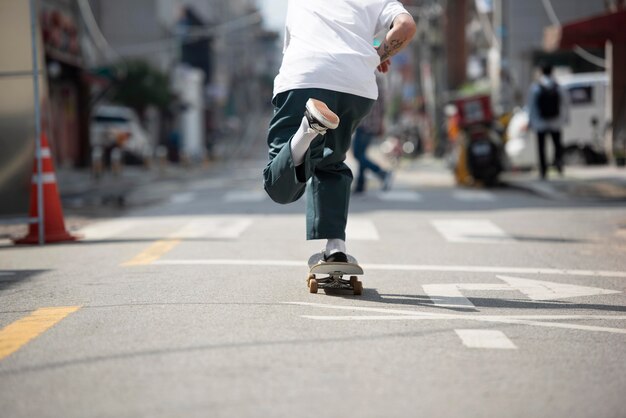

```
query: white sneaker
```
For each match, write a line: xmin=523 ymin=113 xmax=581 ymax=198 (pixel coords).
xmin=305 ymin=99 xmax=340 ymax=134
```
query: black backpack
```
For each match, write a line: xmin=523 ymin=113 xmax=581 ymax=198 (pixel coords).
xmin=537 ymin=83 xmax=561 ymax=119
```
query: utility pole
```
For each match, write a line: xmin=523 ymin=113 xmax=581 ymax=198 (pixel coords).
xmin=445 ymin=0 xmax=468 ymax=91
xmin=490 ymin=0 xmax=503 ymax=113
xmin=29 ymin=0 xmax=45 ymax=245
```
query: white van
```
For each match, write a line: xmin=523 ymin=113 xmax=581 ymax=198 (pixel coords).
xmin=506 ymin=72 xmax=609 ymax=168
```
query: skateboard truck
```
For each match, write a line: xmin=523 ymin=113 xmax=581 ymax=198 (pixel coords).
xmin=307 ymin=253 xmax=364 ymax=296
xmin=307 ymin=272 xmax=363 ymax=295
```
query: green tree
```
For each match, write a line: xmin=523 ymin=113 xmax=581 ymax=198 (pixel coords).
xmin=110 ymin=60 xmax=174 ymax=117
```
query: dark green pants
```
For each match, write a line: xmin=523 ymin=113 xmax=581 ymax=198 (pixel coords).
xmin=263 ymin=88 xmax=374 ymax=240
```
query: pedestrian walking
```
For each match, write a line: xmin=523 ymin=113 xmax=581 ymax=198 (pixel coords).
xmin=527 ymin=63 xmax=570 ymax=180
xmin=352 ymin=83 xmax=392 ymax=194
xmin=263 ymin=0 xmax=416 ymax=263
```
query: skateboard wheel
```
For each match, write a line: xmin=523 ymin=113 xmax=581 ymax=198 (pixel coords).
xmin=349 ymin=276 xmax=358 ymax=287
xmin=353 ymin=280 xmax=363 ymax=296
xmin=309 ymin=279 xmax=318 ymax=294
xmin=307 ymin=274 xmax=315 ymax=287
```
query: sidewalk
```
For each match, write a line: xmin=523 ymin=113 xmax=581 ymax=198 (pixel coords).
xmin=55 ymin=162 xmax=227 ymax=215
xmin=355 ymin=148 xmax=626 ymax=202
xmin=501 ymin=165 xmax=626 ymax=201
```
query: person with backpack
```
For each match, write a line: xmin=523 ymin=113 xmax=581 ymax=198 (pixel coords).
xmin=352 ymin=81 xmax=392 ymax=194
xmin=527 ymin=63 xmax=570 ymax=180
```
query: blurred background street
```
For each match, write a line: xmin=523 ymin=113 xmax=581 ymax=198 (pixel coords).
xmin=1 ymin=1 xmax=625 ymax=417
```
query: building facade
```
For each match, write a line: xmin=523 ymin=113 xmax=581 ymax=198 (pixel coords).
xmin=503 ymin=0 xmax=606 ymax=103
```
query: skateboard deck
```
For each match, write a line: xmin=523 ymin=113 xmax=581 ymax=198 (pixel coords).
xmin=306 ymin=252 xmax=364 ymax=295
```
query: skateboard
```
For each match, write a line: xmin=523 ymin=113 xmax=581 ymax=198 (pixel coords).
xmin=306 ymin=252 xmax=364 ymax=295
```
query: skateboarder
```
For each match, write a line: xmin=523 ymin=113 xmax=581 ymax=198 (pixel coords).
xmin=263 ymin=0 xmax=416 ymax=263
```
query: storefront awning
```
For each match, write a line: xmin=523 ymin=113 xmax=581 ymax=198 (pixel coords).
xmin=544 ymin=10 xmax=626 ymax=51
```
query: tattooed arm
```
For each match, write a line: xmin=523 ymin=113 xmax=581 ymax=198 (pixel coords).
xmin=376 ymin=13 xmax=417 ymax=73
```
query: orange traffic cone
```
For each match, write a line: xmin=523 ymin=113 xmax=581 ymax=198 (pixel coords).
xmin=14 ymin=133 xmax=78 ymax=245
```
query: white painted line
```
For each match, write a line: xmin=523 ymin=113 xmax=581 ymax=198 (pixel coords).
xmin=0 ymin=272 xmax=16 ymax=277
xmin=173 ymin=218 xmax=253 ymax=240
xmin=453 ymin=190 xmax=496 ymax=202
xmin=455 ymin=330 xmax=517 ymax=349
xmin=284 ymin=302 xmax=626 ymax=334
xmin=431 ymin=219 xmax=515 ymax=244
xmin=169 ymin=192 xmax=196 ymax=205
xmin=78 ymin=220 xmax=136 ymax=241
xmin=285 ymin=302 xmax=626 ymax=320
xmin=155 ymin=259 xmax=304 ymax=267
xmin=300 ymin=314 xmax=626 ymax=321
xmin=224 ymin=190 xmax=266 ymax=203
xmin=346 ymin=219 xmax=380 ymax=241
xmin=377 ymin=190 xmax=422 ymax=202
xmin=150 ymin=259 xmax=626 ymax=278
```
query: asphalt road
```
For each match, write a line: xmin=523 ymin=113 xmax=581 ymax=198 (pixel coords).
xmin=1 ymin=156 xmax=625 ymax=418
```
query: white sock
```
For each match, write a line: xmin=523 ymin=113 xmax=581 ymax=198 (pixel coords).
xmin=290 ymin=116 xmax=319 ymax=166
xmin=325 ymin=239 xmax=346 ymax=256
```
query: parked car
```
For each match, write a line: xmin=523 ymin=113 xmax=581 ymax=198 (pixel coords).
xmin=90 ymin=105 xmax=150 ymax=165
xmin=506 ymin=72 xmax=609 ymax=169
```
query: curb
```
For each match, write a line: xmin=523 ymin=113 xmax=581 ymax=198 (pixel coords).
xmin=502 ymin=177 xmax=626 ymax=202
xmin=501 ymin=179 xmax=570 ymax=201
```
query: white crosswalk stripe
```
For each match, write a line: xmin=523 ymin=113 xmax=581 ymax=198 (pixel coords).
xmin=376 ymin=190 xmax=422 ymax=202
xmin=80 ymin=215 xmax=515 ymax=248
xmin=219 ymin=189 xmax=500 ymax=205
xmin=174 ymin=218 xmax=253 ymax=239
xmin=431 ymin=219 xmax=515 ymax=244
xmin=346 ymin=219 xmax=380 ymax=241
xmin=78 ymin=220 xmax=136 ymax=241
xmin=455 ymin=329 xmax=517 ymax=349
xmin=224 ymin=190 xmax=267 ymax=203
xmin=80 ymin=217 xmax=255 ymax=241
xmin=452 ymin=190 xmax=496 ymax=202
xmin=169 ymin=192 xmax=196 ymax=204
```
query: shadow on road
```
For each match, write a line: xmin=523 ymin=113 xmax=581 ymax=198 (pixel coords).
xmin=0 ymin=270 xmax=48 ymax=296
xmin=353 ymin=289 xmax=626 ymax=314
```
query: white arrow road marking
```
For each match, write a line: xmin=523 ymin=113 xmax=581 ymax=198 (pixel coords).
xmin=423 ymin=277 xmax=621 ymax=309
xmin=149 ymin=260 xmax=626 ymax=278
xmin=284 ymin=302 xmax=626 ymax=334
xmin=455 ymin=330 xmax=517 ymax=349
xmin=422 ymin=283 xmax=511 ymax=308
xmin=497 ymin=275 xmax=622 ymax=300
xmin=432 ymin=220 xmax=515 ymax=244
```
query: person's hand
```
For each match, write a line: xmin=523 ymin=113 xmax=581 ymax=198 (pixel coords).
xmin=377 ymin=59 xmax=391 ymax=74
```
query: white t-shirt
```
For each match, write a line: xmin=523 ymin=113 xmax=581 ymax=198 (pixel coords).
xmin=273 ymin=0 xmax=410 ymax=100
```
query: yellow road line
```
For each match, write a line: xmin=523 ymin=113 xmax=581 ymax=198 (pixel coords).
xmin=122 ymin=238 xmax=181 ymax=266
xmin=0 ymin=306 xmax=81 ymax=361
